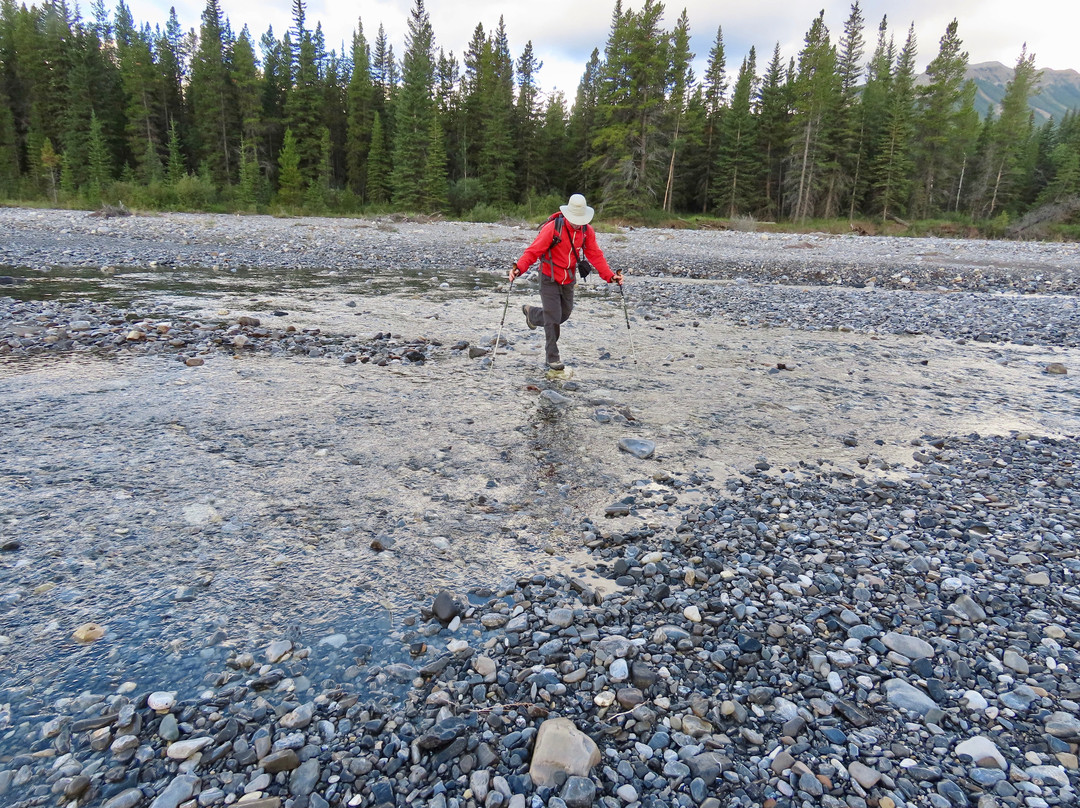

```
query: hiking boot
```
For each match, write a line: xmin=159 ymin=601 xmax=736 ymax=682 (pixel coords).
xmin=547 ymin=360 xmax=565 ymax=371
xmin=522 ymin=305 xmax=536 ymax=329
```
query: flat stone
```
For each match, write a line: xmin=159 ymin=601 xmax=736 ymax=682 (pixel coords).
xmin=1002 ymin=649 xmax=1029 ymax=675
xmin=1025 ymin=766 xmax=1069 ymax=787
xmin=885 ymin=679 xmax=939 ymax=717
xmin=882 ymin=631 xmax=934 ymax=660
xmin=149 ymin=774 xmax=199 ymax=808
xmin=1044 ymin=712 xmax=1080 ymax=741
xmin=260 ymin=749 xmax=300 ymax=773
xmin=165 ymin=737 xmax=213 ymax=760
xmin=265 ymin=640 xmax=292 ymax=663
xmin=618 ymin=438 xmax=656 ymax=459
xmin=849 ymin=761 xmax=882 ymax=789
xmin=103 ymin=789 xmax=144 ymax=808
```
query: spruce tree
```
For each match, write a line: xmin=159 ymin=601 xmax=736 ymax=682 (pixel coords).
xmin=979 ymin=47 xmax=1041 ymax=217
xmin=789 ymin=11 xmax=840 ymax=221
xmin=422 ymin=113 xmax=448 ymax=212
xmin=115 ymin=2 xmax=163 ymax=180
xmin=661 ymin=9 xmax=694 ymax=213
xmin=476 ymin=18 xmax=515 ymax=205
xmin=188 ymin=0 xmax=235 ymax=184
xmin=391 ymin=0 xmax=436 ymax=210
xmin=276 ymin=127 xmax=304 ymax=206
xmin=166 ymin=119 xmax=186 ymax=185
xmin=366 ymin=110 xmax=391 ymax=204
xmin=285 ymin=0 xmax=323 ymax=178
xmin=231 ymin=27 xmax=263 ymax=167
xmin=912 ymin=19 xmax=969 ymax=217
xmin=86 ymin=109 xmax=112 ymax=202
xmin=699 ymin=25 xmax=728 ymax=212
xmin=538 ymin=92 xmax=570 ymax=197
xmin=713 ymin=49 xmax=758 ymax=217
xmin=850 ymin=17 xmax=894 ymax=217
xmin=515 ymin=40 xmax=543 ymax=199
xmin=869 ymin=25 xmax=917 ymax=219
xmin=566 ymin=49 xmax=602 ymax=197
xmin=0 ymin=87 xmax=18 ymax=193
xmin=757 ymin=43 xmax=792 ymax=219
xmin=346 ymin=19 xmax=374 ymax=197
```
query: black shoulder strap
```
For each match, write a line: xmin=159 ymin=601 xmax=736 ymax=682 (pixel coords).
xmin=545 ymin=214 xmax=565 ymax=261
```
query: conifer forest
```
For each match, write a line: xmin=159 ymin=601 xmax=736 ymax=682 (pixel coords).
xmin=1 ymin=0 xmax=1078 ymax=235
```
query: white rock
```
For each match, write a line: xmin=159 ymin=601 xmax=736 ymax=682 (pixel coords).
xmin=166 ymin=737 xmax=214 ymax=760
xmin=956 ymin=736 xmax=1007 ymax=769
xmin=147 ymin=691 xmax=176 ymax=712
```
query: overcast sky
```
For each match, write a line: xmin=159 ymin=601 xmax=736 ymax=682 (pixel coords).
xmin=123 ymin=0 xmax=1079 ymax=97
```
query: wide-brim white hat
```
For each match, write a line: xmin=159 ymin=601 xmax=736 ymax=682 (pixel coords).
xmin=560 ymin=193 xmax=594 ymax=226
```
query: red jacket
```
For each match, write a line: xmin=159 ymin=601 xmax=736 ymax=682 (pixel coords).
xmin=514 ymin=216 xmax=615 ymax=285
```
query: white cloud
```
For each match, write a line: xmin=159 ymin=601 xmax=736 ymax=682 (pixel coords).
xmin=124 ymin=0 xmax=1080 ymax=98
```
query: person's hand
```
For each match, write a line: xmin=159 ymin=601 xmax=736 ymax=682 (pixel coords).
xmin=509 ymin=264 xmax=520 ymax=281
xmin=612 ymin=271 xmax=625 ymax=286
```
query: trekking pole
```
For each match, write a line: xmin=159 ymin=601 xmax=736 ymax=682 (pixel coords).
xmin=619 ymin=280 xmax=638 ymax=364
xmin=490 ymin=276 xmax=514 ymax=371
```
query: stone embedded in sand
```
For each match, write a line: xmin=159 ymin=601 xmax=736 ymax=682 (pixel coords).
xmin=72 ymin=623 xmax=105 ymax=643
xmin=618 ymin=438 xmax=656 ymax=459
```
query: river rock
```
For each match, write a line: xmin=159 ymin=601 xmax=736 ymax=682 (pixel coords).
xmin=149 ymin=774 xmax=198 ymax=808
xmin=618 ymin=438 xmax=655 ymax=459
xmin=882 ymin=631 xmax=934 ymax=659
xmin=956 ymin=736 xmax=1007 ymax=769
xmin=885 ymin=679 xmax=938 ymax=716
xmin=528 ymin=717 xmax=601 ymax=787
xmin=1044 ymin=712 xmax=1080 ymax=741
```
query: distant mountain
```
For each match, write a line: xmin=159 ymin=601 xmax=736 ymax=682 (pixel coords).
xmin=939 ymin=61 xmax=1080 ymax=122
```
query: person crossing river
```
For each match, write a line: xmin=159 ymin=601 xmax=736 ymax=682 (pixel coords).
xmin=510 ymin=194 xmax=623 ymax=371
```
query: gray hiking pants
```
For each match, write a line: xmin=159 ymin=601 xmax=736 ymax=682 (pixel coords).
xmin=524 ymin=273 xmax=575 ymax=364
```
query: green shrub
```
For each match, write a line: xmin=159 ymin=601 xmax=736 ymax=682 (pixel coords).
xmin=448 ymin=178 xmax=483 ymax=215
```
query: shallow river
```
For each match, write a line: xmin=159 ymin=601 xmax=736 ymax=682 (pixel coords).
xmin=1 ymin=262 xmax=1078 ymax=744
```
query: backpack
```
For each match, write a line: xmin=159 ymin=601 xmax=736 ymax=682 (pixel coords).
xmin=540 ymin=212 xmax=591 ymax=278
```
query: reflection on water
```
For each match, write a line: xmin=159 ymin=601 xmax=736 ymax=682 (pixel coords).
xmin=0 ymin=262 xmax=500 ymax=310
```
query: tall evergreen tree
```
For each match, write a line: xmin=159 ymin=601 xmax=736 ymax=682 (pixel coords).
xmin=756 ymin=43 xmax=792 ymax=219
xmin=285 ymin=0 xmax=323 ymax=178
xmin=391 ymin=0 xmax=436 ymax=210
xmin=476 ymin=18 xmax=515 ymax=204
xmin=868 ymin=24 xmax=917 ymax=219
xmin=591 ymin=0 xmax=670 ymax=216
xmin=824 ymin=0 xmax=865 ymax=217
xmin=850 ymin=16 xmax=894 ymax=216
xmin=366 ymin=110 xmax=391 ymax=203
xmin=276 ymin=126 xmax=304 ymax=205
xmin=912 ymin=19 xmax=969 ymax=217
xmin=698 ymin=25 xmax=727 ymax=212
xmin=566 ymin=49 xmax=602 ymax=197
xmin=515 ymin=40 xmax=543 ymax=199
xmin=231 ymin=27 xmax=263 ymax=168
xmin=422 ymin=113 xmax=448 ymax=211
xmin=188 ymin=0 xmax=235 ymax=184
xmin=115 ymin=3 xmax=163 ymax=180
xmin=789 ymin=11 xmax=840 ymax=221
xmin=346 ymin=19 xmax=374 ymax=197
xmin=713 ymin=48 xmax=758 ymax=217
xmin=661 ymin=9 xmax=693 ymax=213
xmin=975 ymin=46 xmax=1041 ymax=217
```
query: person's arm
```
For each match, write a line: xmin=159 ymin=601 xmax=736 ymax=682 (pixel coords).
xmin=511 ymin=219 xmax=559 ymax=279
xmin=583 ymin=226 xmax=622 ymax=284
